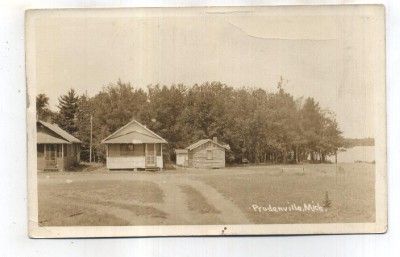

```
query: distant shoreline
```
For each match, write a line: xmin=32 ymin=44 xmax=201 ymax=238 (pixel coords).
xmin=344 ymin=138 xmax=375 ymax=148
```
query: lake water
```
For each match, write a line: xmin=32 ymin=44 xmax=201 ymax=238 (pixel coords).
xmin=327 ymin=146 xmax=375 ymax=163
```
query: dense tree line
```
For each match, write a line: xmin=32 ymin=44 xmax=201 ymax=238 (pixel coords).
xmin=36 ymin=79 xmax=344 ymax=164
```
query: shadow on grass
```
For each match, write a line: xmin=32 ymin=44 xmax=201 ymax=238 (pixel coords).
xmin=67 ymin=162 xmax=105 ymax=172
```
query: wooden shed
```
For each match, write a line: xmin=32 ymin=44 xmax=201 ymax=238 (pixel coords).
xmin=37 ymin=120 xmax=81 ymax=171
xmin=101 ymin=119 xmax=167 ymax=171
xmin=178 ymin=137 xmax=229 ymax=168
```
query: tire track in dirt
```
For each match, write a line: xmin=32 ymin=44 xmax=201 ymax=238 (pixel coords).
xmin=178 ymin=179 xmax=250 ymax=224
xmin=149 ymin=177 xmax=250 ymax=224
xmin=154 ymin=180 xmax=194 ymax=224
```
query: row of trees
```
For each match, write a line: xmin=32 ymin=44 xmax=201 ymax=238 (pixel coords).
xmin=37 ymin=79 xmax=344 ymax=164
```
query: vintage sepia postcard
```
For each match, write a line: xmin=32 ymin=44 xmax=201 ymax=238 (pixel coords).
xmin=26 ymin=5 xmax=387 ymax=238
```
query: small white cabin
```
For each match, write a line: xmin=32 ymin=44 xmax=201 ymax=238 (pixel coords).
xmin=102 ymin=119 xmax=167 ymax=170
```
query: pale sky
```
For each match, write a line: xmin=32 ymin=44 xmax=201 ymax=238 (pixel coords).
xmin=32 ymin=6 xmax=385 ymax=138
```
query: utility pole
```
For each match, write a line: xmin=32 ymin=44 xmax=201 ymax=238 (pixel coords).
xmin=89 ymin=114 xmax=93 ymax=163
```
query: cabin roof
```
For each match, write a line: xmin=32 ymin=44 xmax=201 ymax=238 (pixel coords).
xmin=37 ymin=131 xmax=70 ymax=144
xmin=103 ymin=131 xmax=166 ymax=144
xmin=102 ymin=119 xmax=167 ymax=144
xmin=37 ymin=120 xmax=81 ymax=144
xmin=186 ymin=139 xmax=230 ymax=151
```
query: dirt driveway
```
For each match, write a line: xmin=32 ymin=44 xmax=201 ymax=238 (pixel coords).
xmin=38 ymin=168 xmax=250 ymax=226
xmin=37 ymin=164 xmax=375 ymax=226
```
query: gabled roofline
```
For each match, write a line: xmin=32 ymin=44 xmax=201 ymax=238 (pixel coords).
xmin=134 ymin=119 xmax=168 ymax=143
xmin=101 ymin=119 xmax=168 ymax=144
xmin=186 ymin=139 xmax=230 ymax=151
xmin=37 ymin=120 xmax=81 ymax=143
xmin=105 ymin=130 xmax=159 ymax=141
xmin=101 ymin=120 xmax=134 ymax=143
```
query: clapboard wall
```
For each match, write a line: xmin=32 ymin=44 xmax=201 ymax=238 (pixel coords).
xmin=189 ymin=141 xmax=225 ymax=168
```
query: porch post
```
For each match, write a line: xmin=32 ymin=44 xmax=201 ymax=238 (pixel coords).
xmin=154 ymin=143 xmax=156 ymax=164
xmin=145 ymin=143 xmax=147 ymax=168
xmin=61 ymin=144 xmax=64 ymax=171
xmin=160 ymin=144 xmax=163 ymax=171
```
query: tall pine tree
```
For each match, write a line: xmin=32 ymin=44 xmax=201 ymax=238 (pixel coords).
xmin=55 ymin=89 xmax=79 ymax=135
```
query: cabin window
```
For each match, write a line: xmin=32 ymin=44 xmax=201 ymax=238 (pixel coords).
xmin=206 ymin=149 xmax=213 ymax=160
xmin=37 ymin=145 xmax=44 ymax=157
xmin=120 ymin=144 xmax=135 ymax=156
xmin=63 ymin=145 xmax=67 ymax=157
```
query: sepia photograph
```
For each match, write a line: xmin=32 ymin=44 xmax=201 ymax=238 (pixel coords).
xmin=25 ymin=5 xmax=387 ymax=237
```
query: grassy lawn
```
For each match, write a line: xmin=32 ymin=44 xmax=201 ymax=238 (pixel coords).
xmin=198 ymin=163 xmax=375 ymax=224
xmin=38 ymin=200 xmax=130 ymax=226
xmin=38 ymin=179 xmax=166 ymax=226
xmin=37 ymin=163 xmax=375 ymax=226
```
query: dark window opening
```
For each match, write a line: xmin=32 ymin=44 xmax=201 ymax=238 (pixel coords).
xmin=37 ymin=144 xmax=44 ymax=157
xmin=120 ymin=144 xmax=135 ymax=156
xmin=57 ymin=145 xmax=61 ymax=158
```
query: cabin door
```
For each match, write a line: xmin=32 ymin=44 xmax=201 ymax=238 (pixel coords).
xmin=145 ymin=143 xmax=156 ymax=167
xmin=45 ymin=144 xmax=57 ymax=169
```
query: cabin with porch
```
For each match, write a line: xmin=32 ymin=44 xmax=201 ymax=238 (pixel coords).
xmin=176 ymin=137 xmax=230 ymax=169
xmin=102 ymin=119 xmax=167 ymax=171
xmin=37 ymin=120 xmax=81 ymax=171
